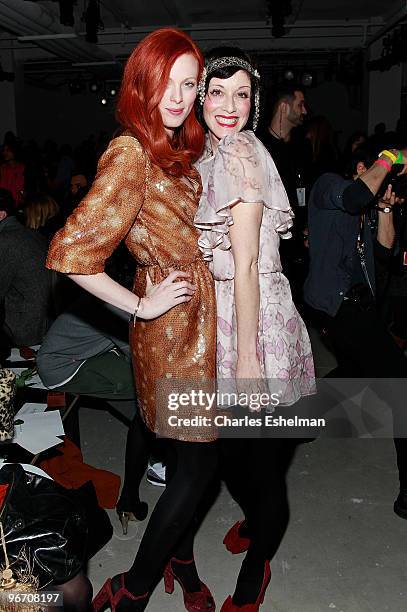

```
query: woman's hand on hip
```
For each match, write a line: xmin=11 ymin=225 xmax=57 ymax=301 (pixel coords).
xmin=138 ymin=270 xmax=196 ymax=320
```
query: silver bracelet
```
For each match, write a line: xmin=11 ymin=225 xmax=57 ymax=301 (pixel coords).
xmin=130 ymin=296 xmax=141 ymax=327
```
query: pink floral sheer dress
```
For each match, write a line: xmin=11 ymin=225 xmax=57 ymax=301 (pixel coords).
xmin=195 ymin=130 xmax=316 ymax=406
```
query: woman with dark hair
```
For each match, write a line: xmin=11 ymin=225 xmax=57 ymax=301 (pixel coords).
xmin=47 ymin=28 xmax=217 ymax=612
xmin=195 ymin=47 xmax=316 ymax=611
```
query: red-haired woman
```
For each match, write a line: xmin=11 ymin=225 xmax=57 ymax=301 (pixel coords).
xmin=47 ymin=28 xmax=217 ymax=611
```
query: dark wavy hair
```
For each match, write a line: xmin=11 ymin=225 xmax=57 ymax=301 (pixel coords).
xmin=197 ymin=46 xmax=260 ymax=131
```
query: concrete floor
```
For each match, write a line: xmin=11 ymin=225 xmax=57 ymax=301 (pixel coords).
xmin=83 ymin=328 xmax=407 ymax=612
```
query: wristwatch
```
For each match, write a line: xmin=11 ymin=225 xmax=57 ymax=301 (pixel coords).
xmin=376 ymin=205 xmax=393 ymax=213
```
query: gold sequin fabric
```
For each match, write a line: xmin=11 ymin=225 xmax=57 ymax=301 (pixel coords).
xmin=47 ymin=135 xmax=217 ymax=442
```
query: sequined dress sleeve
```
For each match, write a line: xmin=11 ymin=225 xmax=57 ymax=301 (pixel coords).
xmin=47 ymin=136 xmax=146 ymax=273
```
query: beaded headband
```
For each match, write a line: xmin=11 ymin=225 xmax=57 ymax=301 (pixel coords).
xmin=197 ymin=56 xmax=261 ymax=131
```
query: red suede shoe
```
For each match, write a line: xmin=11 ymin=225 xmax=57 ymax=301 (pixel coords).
xmin=92 ymin=574 xmax=149 ymax=611
xmin=223 ymin=520 xmax=250 ymax=554
xmin=220 ymin=561 xmax=271 ymax=611
xmin=163 ymin=557 xmax=215 ymax=611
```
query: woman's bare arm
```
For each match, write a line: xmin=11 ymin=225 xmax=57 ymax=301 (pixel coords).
xmin=229 ymin=201 xmax=263 ymax=378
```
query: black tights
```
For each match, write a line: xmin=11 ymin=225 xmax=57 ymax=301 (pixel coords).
xmin=125 ymin=440 xmax=218 ymax=597
xmin=51 ymin=572 xmax=93 ymax=611
xmin=219 ymin=438 xmax=296 ymax=606
xmin=118 ymin=409 xmax=155 ymax=509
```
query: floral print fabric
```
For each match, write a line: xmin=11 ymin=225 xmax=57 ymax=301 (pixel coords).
xmin=195 ymin=131 xmax=316 ymax=405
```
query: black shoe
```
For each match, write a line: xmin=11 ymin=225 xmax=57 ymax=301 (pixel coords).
xmin=394 ymin=491 xmax=407 ymax=519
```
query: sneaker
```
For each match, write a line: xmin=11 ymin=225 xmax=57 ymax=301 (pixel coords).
xmin=146 ymin=461 xmax=166 ymax=487
xmin=394 ymin=491 xmax=407 ymax=519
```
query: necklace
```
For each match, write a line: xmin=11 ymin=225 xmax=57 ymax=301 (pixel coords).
xmin=269 ymin=126 xmax=282 ymax=140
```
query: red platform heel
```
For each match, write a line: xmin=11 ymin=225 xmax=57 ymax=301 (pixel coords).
xmin=163 ymin=557 xmax=216 ymax=611
xmin=223 ymin=520 xmax=250 ymax=554
xmin=92 ymin=574 xmax=149 ymax=611
xmin=220 ymin=561 xmax=271 ymax=611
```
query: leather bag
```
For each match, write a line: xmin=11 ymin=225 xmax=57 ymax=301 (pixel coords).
xmin=0 ymin=464 xmax=88 ymax=587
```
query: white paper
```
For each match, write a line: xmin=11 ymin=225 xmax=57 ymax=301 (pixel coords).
xmin=0 ymin=463 xmax=52 ymax=479
xmin=15 ymin=403 xmax=47 ymax=416
xmin=8 ymin=347 xmax=39 ymax=363
xmin=12 ymin=411 xmax=65 ymax=455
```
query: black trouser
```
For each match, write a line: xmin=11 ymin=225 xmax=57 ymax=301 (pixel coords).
xmin=311 ymin=299 xmax=407 ymax=489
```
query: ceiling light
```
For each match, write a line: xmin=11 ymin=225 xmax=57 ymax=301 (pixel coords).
xmin=89 ymin=81 xmax=100 ymax=93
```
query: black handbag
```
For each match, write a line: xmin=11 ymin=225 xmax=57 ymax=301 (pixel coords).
xmin=0 ymin=464 xmax=88 ymax=587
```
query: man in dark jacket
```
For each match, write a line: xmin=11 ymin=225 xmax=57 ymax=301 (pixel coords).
xmin=304 ymin=146 xmax=407 ymax=519
xmin=0 ymin=188 xmax=53 ymax=354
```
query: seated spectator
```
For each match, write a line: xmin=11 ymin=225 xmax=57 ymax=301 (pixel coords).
xmin=61 ymin=172 xmax=89 ymax=220
xmin=36 ymin=293 xmax=154 ymax=533
xmin=23 ymin=192 xmax=62 ymax=242
xmin=70 ymin=172 xmax=88 ymax=197
xmin=0 ymin=141 xmax=24 ymax=207
xmin=0 ymin=188 xmax=54 ymax=354
xmin=48 ymin=144 xmax=75 ymax=199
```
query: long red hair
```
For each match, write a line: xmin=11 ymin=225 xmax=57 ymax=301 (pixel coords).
xmin=116 ymin=28 xmax=204 ymax=177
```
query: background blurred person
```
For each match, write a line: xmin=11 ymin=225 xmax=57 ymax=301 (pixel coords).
xmin=0 ymin=140 xmax=25 ymax=207
xmin=23 ymin=191 xmax=62 ymax=242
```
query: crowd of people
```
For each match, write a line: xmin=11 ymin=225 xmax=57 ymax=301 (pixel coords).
xmin=1 ymin=26 xmax=407 ymax=612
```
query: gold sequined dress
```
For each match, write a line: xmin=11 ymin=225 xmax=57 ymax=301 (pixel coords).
xmin=47 ymin=134 xmax=217 ymax=442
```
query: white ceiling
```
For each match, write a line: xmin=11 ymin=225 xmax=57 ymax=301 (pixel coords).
xmin=0 ymin=0 xmax=405 ymax=85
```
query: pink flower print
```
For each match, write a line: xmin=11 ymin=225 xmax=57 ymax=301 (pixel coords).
xmin=263 ymin=315 xmax=273 ymax=331
xmin=304 ymin=355 xmax=315 ymax=377
xmin=289 ymin=366 xmax=299 ymax=379
xmin=265 ymin=342 xmax=275 ymax=355
xmin=218 ymin=316 xmax=233 ymax=337
xmin=286 ymin=317 xmax=297 ymax=334
xmin=276 ymin=311 xmax=284 ymax=328
xmin=222 ymin=361 xmax=235 ymax=376
xmin=217 ymin=342 xmax=226 ymax=360
xmin=277 ymin=368 xmax=290 ymax=381
xmin=296 ymin=340 xmax=302 ymax=355
xmin=275 ymin=337 xmax=285 ymax=361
